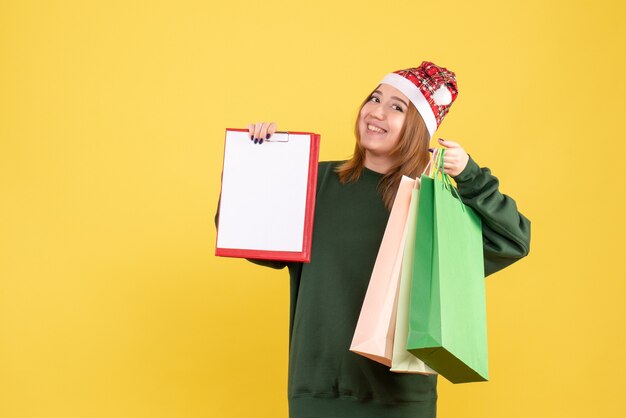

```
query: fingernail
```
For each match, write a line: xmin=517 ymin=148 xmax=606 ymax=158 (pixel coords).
xmin=250 ymin=135 xmax=254 ymax=140
xmin=254 ymin=138 xmax=258 ymax=144
xmin=266 ymin=133 xmax=271 ymax=139
xmin=438 ymin=138 xmax=443 ymax=142
xmin=428 ymin=148 xmax=434 ymax=153
xmin=259 ymin=138 xmax=264 ymax=144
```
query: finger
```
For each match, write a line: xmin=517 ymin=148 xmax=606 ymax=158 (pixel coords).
xmin=267 ymin=122 xmax=277 ymax=139
xmin=247 ymin=123 xmax=255 ymax=140
xmin=259 ymin=121 xmax=273 ymax=144
xmin=443 ymin=150 xmax=468 ymax=172
xmin=257 ymin=122 xmax=268 ymax=144
xmin=253 ymin=122 xmax=264 ymax=144
xmin=442 ymin=165 xmax=460 ymax=175
xmin=438 ymin=138 xmax=461 ymax=148
xmin=442 ymin=154 xmax=460 ymax=165
xmin=443 ymin=162 xmax=455 ymax=170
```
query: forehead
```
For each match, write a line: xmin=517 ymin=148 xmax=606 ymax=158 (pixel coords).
xmin=374 ymin=83 xmax=409 ymax=102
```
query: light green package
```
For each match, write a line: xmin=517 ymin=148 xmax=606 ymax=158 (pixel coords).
xmin=407 ymin=150 xmax=488 ymax=384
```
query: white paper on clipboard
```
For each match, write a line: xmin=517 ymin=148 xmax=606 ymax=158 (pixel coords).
xmin=216 ymin=129 xmax=317 ymax=256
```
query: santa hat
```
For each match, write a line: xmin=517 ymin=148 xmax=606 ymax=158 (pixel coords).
xmin=380 ymin=61 xmax=458 ymax=137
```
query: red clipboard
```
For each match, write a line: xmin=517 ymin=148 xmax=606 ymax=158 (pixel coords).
xmin=215 ymin=128 xmax=320 ymax=262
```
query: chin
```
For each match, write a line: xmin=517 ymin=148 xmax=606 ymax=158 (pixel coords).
xmin=360 ymin=140 xmax=385 ymax=156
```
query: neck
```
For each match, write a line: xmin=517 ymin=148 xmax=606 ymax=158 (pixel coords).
xmin=363 ymin=151 xmax=393 ymax=174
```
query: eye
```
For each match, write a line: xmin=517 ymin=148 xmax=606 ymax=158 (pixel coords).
xmin=368 ymin=95 xmax=380 ymax=103
xmin=392 ymin=104 xmax=404 ymax=112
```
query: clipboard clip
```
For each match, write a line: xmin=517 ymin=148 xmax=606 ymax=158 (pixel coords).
xmin=265 ymin=132 xmax=290 ymax=142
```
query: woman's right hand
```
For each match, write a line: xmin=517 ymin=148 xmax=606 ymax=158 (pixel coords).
xmin=248 ymin=122 xmax=277 ymax=144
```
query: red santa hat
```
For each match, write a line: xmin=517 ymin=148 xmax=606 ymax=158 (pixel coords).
xmin=380 ymin=61 xmax=458 ymax=137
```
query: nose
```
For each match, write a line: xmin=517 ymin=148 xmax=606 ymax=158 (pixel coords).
xmin=369 ymin=103 xmax=386 ymax=120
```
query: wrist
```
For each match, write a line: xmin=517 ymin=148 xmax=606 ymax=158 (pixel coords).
xmin=452 ymin=155 xmax=480 ymax=183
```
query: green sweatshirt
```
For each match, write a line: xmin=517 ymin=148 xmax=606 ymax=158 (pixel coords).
xmin=217 ymin=157 xmax=531 ymax=418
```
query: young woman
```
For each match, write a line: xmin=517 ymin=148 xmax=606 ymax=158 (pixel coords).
xmin=237 ymin=61 xmax=530 ymax=418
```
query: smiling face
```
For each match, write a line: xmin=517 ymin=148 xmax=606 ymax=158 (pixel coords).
xmin=358 ymin=83 xmax=410 ymax=159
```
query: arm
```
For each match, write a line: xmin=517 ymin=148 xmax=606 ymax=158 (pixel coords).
xmin=453 ymin=156 xmax=531 ymax=277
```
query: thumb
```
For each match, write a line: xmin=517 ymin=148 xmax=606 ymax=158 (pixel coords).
xmin=438 ymin=138 xmax=460 ymax=148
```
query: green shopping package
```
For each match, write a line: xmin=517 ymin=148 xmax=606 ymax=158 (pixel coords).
xmin=406 ymin=151 xmax=488 ymax=383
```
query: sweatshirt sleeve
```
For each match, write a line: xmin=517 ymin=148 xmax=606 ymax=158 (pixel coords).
xmin=452 ymin=156 xmax=531 ymax=277
xmin=214 ymin=200 xmax=288 ymax=270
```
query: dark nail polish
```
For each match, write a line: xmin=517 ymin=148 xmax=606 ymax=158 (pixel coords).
xmin=266 ymin=133 xmax=271 ymax=139
xmin=254 ymin=138 xmax=258 ymax=144
xmin=250 ymin=135 xmax=254 ymax=140
xmin=428 ymin=148 xmax=434 ymax=153
xmin=260 ymin=139 xmax=264 ymax=144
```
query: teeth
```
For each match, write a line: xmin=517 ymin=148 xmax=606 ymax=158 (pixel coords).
xmin=367 ymin=124 xmax=385 ymax=133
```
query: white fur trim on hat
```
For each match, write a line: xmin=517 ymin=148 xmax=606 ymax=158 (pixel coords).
xmin=380 ymin=73 xmax=437 ymax=137
xmin=432 ymin=85 xmax=452 ymax=106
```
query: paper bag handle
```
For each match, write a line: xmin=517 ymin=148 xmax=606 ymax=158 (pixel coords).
xmin=432 ymin=149 xmax=465 ymax=212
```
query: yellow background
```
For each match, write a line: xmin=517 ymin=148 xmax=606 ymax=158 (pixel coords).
xmin=1 ymin=0 xmax=625 ymax=417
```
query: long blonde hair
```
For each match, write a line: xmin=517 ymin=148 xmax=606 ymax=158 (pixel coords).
xmin=336 ymin=86 xmax=431 ymax=210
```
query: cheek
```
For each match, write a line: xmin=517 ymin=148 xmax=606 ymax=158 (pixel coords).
xmin=390 ymin=114 xmax=406 ymax=134
xmin=358 ymin=108 xmax=368 ymax=131
xmin=359 ymin=106 xmax=368 ymax=121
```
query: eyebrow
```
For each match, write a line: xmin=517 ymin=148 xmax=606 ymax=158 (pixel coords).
xmin=373 ymin=90 xmax=409 ymax=107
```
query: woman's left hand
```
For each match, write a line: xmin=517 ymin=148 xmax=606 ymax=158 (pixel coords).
xmin=437 ymin=138 xmax=469 ymax=177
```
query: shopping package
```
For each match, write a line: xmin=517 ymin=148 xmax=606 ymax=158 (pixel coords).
xmin=350 ymin=176 xmax=416 ymax=366
xmin=390 ymin=185 xmax=436 ymax=375
xmin=407 ymin=150 xmax=488 ymax=383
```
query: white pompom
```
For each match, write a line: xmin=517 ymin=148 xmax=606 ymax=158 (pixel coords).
xmin=432 ymin=85 xmax=452 ymax=106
